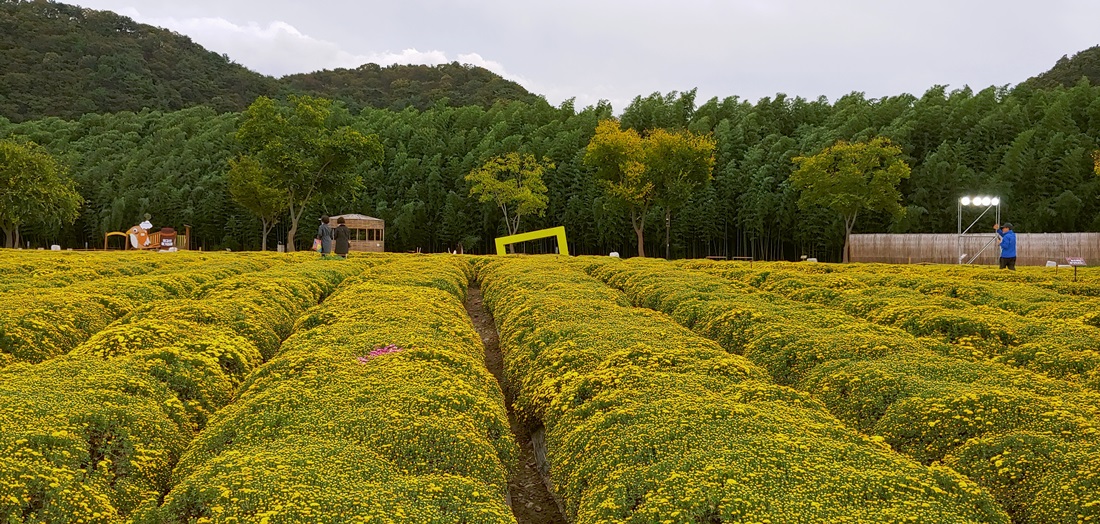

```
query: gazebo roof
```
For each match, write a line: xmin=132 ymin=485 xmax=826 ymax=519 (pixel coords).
xmin=330 ymin=214 xmax=383 ymax=222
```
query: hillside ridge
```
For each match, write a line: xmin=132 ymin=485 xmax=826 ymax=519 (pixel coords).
xmin=0 ymin=0 xmax=541 ymax=122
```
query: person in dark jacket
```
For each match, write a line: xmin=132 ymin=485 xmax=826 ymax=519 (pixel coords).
xmin=995 ymin=222 xmax=1017 ymax=270
xmin=333 ymin=216 xmax=351 ymax=258
xmin=316 ymin=215 xmax=333 ymax=256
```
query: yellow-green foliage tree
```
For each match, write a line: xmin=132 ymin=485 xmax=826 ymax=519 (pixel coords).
xmin=584 ymin=120 xmax=715 ymax=258
xmin=646 ymin=127 xmax=716 ymax=259
xmin=0 ymin=138 xmax=81 ymax=248
xmin=791 ymin=137 xmax=911 ymax=263
xmin=466 ymin=152 xmax=552 ymax=241
xmin=584 ymin=120 xmax=650 ymax=256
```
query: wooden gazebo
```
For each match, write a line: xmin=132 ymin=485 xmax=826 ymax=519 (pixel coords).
xmin=330 ymin=214 xmax=385 ymax=253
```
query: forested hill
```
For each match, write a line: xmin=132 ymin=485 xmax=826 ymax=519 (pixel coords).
xmin=0 ymin=0 xmax=280 ymax=121
xmin=1025 ymin=45 xmax=1100 ymax=89
xmin=0 ymin=0 xmax=541 ymax=122
xmin=280 ymin=63 xmax=543 ymax=113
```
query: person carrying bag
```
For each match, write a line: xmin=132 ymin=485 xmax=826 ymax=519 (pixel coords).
xmin=315 ymin=216 xmax=333 ymax=256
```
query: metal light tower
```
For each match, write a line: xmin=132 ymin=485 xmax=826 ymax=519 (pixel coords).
xmin=957 ymin=195 xmax=1001 ymax=264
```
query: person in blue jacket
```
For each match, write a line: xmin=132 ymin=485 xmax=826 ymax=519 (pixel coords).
xmin=995 ymin=222 xmax=1016 ymax=270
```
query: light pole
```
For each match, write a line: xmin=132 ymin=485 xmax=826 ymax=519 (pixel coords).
xmin=957 ymin=195 xmax=1000 ymax=264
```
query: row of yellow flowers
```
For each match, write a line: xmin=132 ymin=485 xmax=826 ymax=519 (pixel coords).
xmin=588 ymin=257 xmax=1100 ymax=523
xmin=0 ymin=252 xmax=294 ymax=366
xmin=889 ymin=263 xmax=1100 ymax=296
xmin=0 ymin=255 xmax=365 ymax=523
xmin=73 ymin=259 xmax=369 ymax=428
xmin=0 ymin=251 xmax=243 ymax=294
xmin=145 ymin=255 xmax=519 ymax=523
xmin=821 ymin=264 xmax=1100 ymax=322
xmin=745 ymin=261 xmax=1100 ymax=316
xmin=680 ymin=261 xmax=1100 ymax=391
xmin=477 ymin=256 xmax=1008 ymax=523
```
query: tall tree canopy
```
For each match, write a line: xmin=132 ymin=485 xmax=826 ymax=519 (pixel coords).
xmin=790 ymin=137 xmax=911 ymax=262
xmin=584 ymin=119 xmax=653 ymax=256
xmin=226 ymin=155 xmax=285 ymax=251
xmin=466 ymin=152 xmax=552 ymax=241
xmin=584 ymin=120 xmax=716 ymax=258
xmin=645 ymin=128 xmax=716 ymax=259
xmin=0 ymin=138 xmax=81 ymax=247
xmin=235 ymin=95 xmax=384 ymax=251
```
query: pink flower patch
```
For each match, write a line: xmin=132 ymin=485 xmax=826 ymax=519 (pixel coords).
xmin=357 ymin=344 xmax=404 ymax=363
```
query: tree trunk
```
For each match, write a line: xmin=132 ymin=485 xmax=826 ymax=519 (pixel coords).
xmin=286 ymin=222 xmax=297 ymax=252
xmin=286 ymin=201 xmax=307 ymax=253
xmin=664 ymin=208 xmax=671 ymax=260
xmin=631 ymin=209 xmax=646 ymax=257
xmin=261 ymin=220 xmax=269 ymax=251
xmin=500 ymin=203 xmax=515 ymax=254
xmin=843 ymin=213 xmax=857 ymax=264
xmin=2 ymin=226 xmax=12 ymax=249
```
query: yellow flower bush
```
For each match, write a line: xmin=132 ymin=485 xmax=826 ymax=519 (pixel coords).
xmin=150 ymin=255 xmax=518 ymax=523
xmin=478 ymin=256 xmax=1008 ymax=523
xmin=0 ymin=255 xmax=368 ymax=522
xmin=592 ymin=257 xmax=1100 ymax=523
xmin=3 ymin=249 xmax=1090 ymax=522
xmin=0 ymin=253 xmax=282 ymax=365
xmin=0 ymin=250 xmax=245 ymax=293
xmin=0 ymin=356 xmax=192 ymax=521
xmin=682 ymin=261 xmax=1100 ymax=389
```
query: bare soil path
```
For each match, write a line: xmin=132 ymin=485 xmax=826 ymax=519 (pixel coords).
xmin=464 ymin=286 xmax=566 ymax=524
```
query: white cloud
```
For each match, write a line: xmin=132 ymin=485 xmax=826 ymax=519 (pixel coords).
xmin=114 ymin=8 xmax=494 ymax=78
xmin=112 ymin=9 xmax=557 ymax=107
xmin=456 ymin=53 xmax=519 ymax=82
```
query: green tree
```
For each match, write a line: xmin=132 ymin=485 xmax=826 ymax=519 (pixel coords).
xmin=0 ymin=138 xmax=82 ymax=247
xmin=790 ymin=137 xmax=911 ymax=262
xmin=466 ymin=152 xmax=552 ymax=245
xmin=235 ymin=95 xmax=383 ymax=251
xmin=227 ymin=155 xmax=286 ymax=251
xmin=584 ymin=119 xmax=652 ymax=256
xmin=646 ymin=128 xmax=716 ymax=259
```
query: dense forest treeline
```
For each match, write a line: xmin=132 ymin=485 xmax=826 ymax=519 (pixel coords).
xmin=3 ymin=79 xmax=1099 ymax=260
xmin=0 ymin=0 xmax=540 ymax=122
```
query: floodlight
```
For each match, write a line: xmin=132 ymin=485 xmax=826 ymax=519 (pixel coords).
xmin=957 ymin=194 xmax=1002 ymax=265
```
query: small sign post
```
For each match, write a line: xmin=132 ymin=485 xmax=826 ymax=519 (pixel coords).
xmin=1066 ymin=257 xmax=1086 ymax=282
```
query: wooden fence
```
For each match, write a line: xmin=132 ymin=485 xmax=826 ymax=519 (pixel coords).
xmin=850 ymin=233 xmax=1100 ymax=266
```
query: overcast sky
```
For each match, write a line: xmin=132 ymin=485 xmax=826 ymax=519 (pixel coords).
xmin=71 ymin=0 xmax=1100 ymax=111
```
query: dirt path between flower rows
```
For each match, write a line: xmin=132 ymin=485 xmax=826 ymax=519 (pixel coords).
xmin=464 ymin=286 xmax=567 ymax=524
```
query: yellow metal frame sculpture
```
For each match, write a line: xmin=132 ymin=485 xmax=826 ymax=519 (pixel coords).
xmin=495 ymin=226 xmax=569 ymax=256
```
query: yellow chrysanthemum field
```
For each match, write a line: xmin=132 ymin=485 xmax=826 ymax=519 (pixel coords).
xmin=0 ymin=250 xmax=1097 ymax=523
